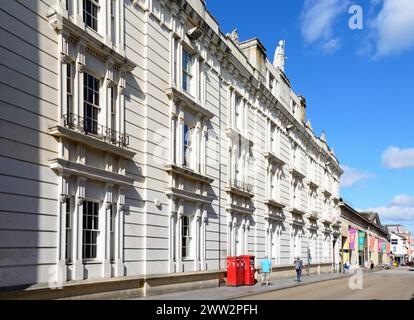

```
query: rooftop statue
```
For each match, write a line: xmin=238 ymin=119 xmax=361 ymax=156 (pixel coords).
xmin=227 ymin=29 xmax=239 ymax=44
xmin=273 ymin=40 xmax=286 ymax=72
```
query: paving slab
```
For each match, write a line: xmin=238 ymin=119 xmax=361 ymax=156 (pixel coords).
xmin=132 ymin=272 xmax=351 ymax=300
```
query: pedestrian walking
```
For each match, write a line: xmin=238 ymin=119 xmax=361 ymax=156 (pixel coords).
xmin=344 ymin=260 xmax=350 ymax=274
xmin=294 ymin=257 xmax=307 ymax=283
xmin=260 ymin=255 xmax=272 ymax=286
xmin=370 ymin=260 xmax=374 ymax=271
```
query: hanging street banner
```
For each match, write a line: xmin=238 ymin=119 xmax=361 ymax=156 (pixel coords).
xmin=358 ymin=230 xmax=365 ymax=251
xmin=378 ymin=238 xmax=383 ymax=253
xmin=369 ymin=236 xmax=376 ymax=252
xmin=349 ymin=228 xmax=357 ymax=250
xmin=382 ymin=241 xmax=387 ymax=253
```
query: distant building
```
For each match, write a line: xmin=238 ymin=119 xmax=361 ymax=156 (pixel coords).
xmin=384 ymin=225 xmax=412 ymax=264
xmin=340 ymin=204 xmax=390 ymax=269
xmin=389 ymin=233 xmax=407 ymax=264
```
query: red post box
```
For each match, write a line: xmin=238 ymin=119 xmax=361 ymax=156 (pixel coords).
xmin=227 ymin=256 xmax=245 ymax=286
xmin=240 ymin=255 xmax=255 ymax=286
xmin=237 ymin=256 xmax=245 ymax=286
xmin=226 ymin=256 xmax=238 ymax=286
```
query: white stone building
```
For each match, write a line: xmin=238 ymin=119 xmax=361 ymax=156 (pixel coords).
xmin=0 ymin=0 xmax=343 ymax=296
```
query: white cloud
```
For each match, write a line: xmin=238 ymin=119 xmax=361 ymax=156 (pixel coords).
xmin=340 ymin=165 xmax=374 ymax=187
xmin=373 ymin=0 xmax=414 ymax=57
xmin=381 ymin=146 xmax=414 ymax=169
xmin=300 ymin=0 xmax=349 ymax=50
xmin=389 ymin=194 xmax=414 ymax=206
xmin=362 ymin=206 xmax=414 ymax=221
xmin=321 ymin=37 xmax=342 ymax=54
xmin=360 ymin=194 xmax=414 ymax=234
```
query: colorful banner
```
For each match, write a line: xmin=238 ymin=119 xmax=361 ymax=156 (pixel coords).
xmin=382 ymin=242 xmax=387 ymax=253
xmin=358 ymin=230 xmax=365 ymax=251
xmin=386 ymin=243 xmax=390 ymax=256
xmin=378 ymin=239 xmax=383 ymax=253
xmin=369 ymin=236 xmax=376 ymax=252
xmin=349 ymin=228 xmax=357 ymax=250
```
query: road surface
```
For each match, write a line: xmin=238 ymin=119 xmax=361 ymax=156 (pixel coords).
xmin=238 ymin=268 xmax=414 ymax=300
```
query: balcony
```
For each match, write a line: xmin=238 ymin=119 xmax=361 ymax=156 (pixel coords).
xmin=289 ymin=167 xmax=305 ymax=180
xmin=225 ymin=203 xmax=255 ymax=215
xmin=320 ymin=216 xmax=333 ymax=225
xmin=306 ymin=210 xmax=319 ymax=221
xmin=264 ymin=151 xmax=286 ymax=166
xmin=322 ymin=188 xmax=332 ymax=197
xmin=332 ymin=218 xmax=342 ymax=227
xmin=264 ymin=198 xmax=286 ymax=210
xmin=165 ymin=164 xmax=214 ymax=184
xmin=225 ymin=179 xmax=254 ymax=198
xmin=307 ymin=179 xmax=319 ymax=189
xmin=49 ymin=114 xmax=135 ymax=159
xmin=290 ymin=206 xmax=306 ymax=216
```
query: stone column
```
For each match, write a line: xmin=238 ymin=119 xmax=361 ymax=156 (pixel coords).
xmin=102 ymin=185 xmax=113 ymax=278
xmin=119 ymin=72 xmax=126 ymax=137
xmin=170 ymin=107 xmax=177 ymax=165
xmin=177 ymin=110 xmax=184 ymax=166
xmin=58 ymin=32 xmax=70 ymax=122
xmin=201 ymin=206 xmax=208 ymax=271
xmin=232 ymin=216 xmax=238 ymax=256
xmin=168 ymin=199 xmax=176 ymax=273
xmin=177 ymin=39 xmax=183 ymax=91
xmin=201 ymin=120 xmax=207 ymax=175
xmin=227 ymin=212 xmax=232 ymax=257
xmin=75 ymin=42 xmax=86 ymax=120
xmin=194 ymin=205 xmax=201 ymax=271
xmin=176 ymin=200 xmax=184 ymax=272
xmin=105 ymin=62 xmax=115 ymax=131
xmin=103 ymin=0 xmax=111 ymax=46
xmin=72 ymin=177 xmax=85 ymax=280
xmin=73 ymin=0 xmax=83 ymax=26
xmin=169 ymin=34 xmax=176 ymax=88
xmin=114 ymin=189 xmax=125 ymax=277
xmin=56 ymin=175 xmax=69 ymax=284
xmin=118 ymin=0 xmax=125 ymax=55
xmin=195 ymin=115 xmax=202 ymax=172
xmin=265 ymin=220 xmax=270 ymax=257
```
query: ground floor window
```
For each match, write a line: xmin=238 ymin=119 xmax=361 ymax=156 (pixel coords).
xmin=82 ymin=200 xmax=99 ymax=260
xmin=182 ymin=215 xmax=192 ymax=259
xmin=65 ymin=197 xmax=72 ymax=262
xmin=270 ymin=226 xmax=281 ymax=265
xmin=110 ymin=204 xmax=115 ymax=262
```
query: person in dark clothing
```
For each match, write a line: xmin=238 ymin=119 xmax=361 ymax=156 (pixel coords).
xmin=294 ymin=257 xmax=307 ymax=283
xmin=370 ymin=260 xmax=374 ymax=271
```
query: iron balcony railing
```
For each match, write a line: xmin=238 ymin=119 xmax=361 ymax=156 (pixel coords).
xmin=62 ymin=113 xmax=129 ymax=148
xmin=230 ymin=179 xmax=253 ymax=194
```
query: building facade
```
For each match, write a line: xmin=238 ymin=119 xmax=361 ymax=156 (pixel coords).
xmin=389 ymin=233 xmax=406 ymax=264
xmin=340 ymin=203 xmax=390 ymax=269
xmin=0 ymin=0 xmax=343 ymax=293
xmin=384 ymin=224 xmax=412 ymax=264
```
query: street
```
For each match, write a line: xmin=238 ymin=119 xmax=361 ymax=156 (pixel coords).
xmin=238 ymin=268 xmax=414 ymax=300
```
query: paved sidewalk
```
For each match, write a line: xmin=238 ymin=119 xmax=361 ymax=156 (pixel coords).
xmin=132 ymin=272 xmax=351 ymax=300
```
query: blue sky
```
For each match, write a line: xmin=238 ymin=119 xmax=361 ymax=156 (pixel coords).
xmin=207 ymin=0 xmax=414 ymax=233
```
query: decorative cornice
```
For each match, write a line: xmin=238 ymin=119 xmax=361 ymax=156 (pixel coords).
xmin=165 ymin=87 xmax=214 ymax=119
xmin=47 ymin=11 xmax=136 ymax=72
xmin=49 ymin=158 xmax=134 ymax=187
xmin=165 ymin=164 xmax=214 ymax=184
